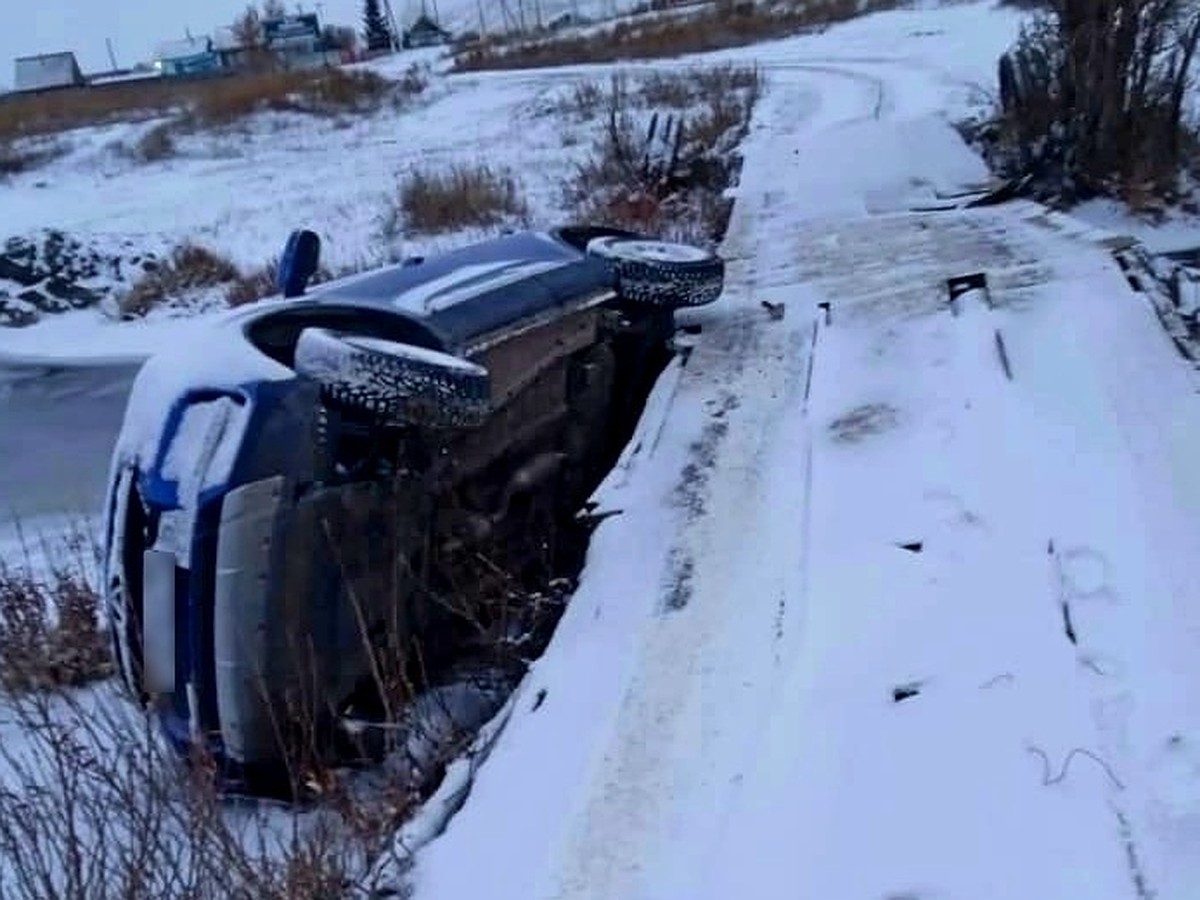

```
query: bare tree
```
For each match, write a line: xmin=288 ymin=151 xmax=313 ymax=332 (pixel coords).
xmin=997 ymin=0 xmax=1200 ymax=204
xmin=232 ymin=4 xmax=265 ymax=48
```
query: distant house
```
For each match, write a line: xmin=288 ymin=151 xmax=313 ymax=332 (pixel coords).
xmin=263 ymin=13 xmax=340 ymax=68
xmin=402 ymin=14 xmax=452 ymax=49
xmin=546 ymin=10 xmax=593 ymax=30
xmin=264 ymin=13 xmax=322 ymax=54
xmin=13 ymin=52 xmax=85 ymax=93
xmin=154 ymin=37 xmax=222 ymax=76
xmin=212 ymin=27 xmax=254 ymax=71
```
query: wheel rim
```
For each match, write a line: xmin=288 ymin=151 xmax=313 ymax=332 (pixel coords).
xmin=604 ymin=239 xmax=713 ymax=264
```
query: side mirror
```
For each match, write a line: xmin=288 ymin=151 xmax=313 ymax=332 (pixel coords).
xmin=277 ymin=229 xmax=321 ymax=298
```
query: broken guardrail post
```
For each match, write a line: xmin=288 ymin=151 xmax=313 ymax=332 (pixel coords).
xmin=946 ymin=272 xmax=991 ymax=312
xmin=994 ymin=329 xmax=1014 ymax=381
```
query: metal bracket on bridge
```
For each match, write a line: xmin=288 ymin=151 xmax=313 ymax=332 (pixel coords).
xmin=946 ymin=272 xmax=992 ymax=315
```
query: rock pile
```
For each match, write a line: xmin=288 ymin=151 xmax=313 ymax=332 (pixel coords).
xmin=0 ymin=230 xmax=160 ymax=327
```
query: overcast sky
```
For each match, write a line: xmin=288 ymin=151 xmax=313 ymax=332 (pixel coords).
xmin=3 ymin=0 xmax=380 ymax=86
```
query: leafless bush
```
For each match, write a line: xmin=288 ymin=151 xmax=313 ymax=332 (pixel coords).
xmin=225 ymin=263 xmax=279 ymax=307
xmin=987 ymin=1 xmax=1200 ymax=205
xmin=396 ymin=63 xmax=431 ymax=99
xmin=0 ymin=684 xmax=412 ymax=899
xmin=0 ymin=139 xmax=63 ymax=178
xmin=0 ymin=526 xmax=110 ymax=694
xmin=119 ymin=243 xmax=240 ymax=318
xmin=566 ymin=67 xmax=761 ymax=245
xmin=637 ymin=70 xmax=697 ymax=108
xmin=132 ymin=122 xmax=177 ymax=163
xmin=454 ymin=0 xmax=901 ymax=71
xmin=0 ymin=568 xmax=111 ymax=693
xmin=390 ymin=164 xmax=530 ymax=236
xmin=552 ymin=80 xmax=607 ymax=121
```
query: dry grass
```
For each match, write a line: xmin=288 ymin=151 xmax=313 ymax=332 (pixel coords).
xmin=391 ymin=164 xmax=531 ymax=236
xmin=0 ymin=524 xmax=111 ymax=694
xmin=131 ymin=122 xmax=177 ymax=163
xmin=184 ymin=68 xmax=394 ymax=128
xmin=119 ymin=243 xmax=240 ymax=319
xmin=552 ymin=80 xmax=607 ymax=121
xmin=566 ymin=67 xmax=761 ymax=244
xmin=454 ymin=0 xmax=903 ymax=71
xmin=0 ymin=67 xmax=420 ymax=142
xmin=225 ymin=264 xmax=280 ymax=307
xmin=0 ymin=566 xmax=111 ymax=694
xmin=0 ymin=684 xmax=415 ymax=899
xmin=0 ymin=139 xmax=64 ymax=177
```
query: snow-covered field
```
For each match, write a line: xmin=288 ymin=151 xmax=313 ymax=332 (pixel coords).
xmin=7 ymin=1 xmax=1200 ymax=897
xmin=0 ymin=68 xmax=592 ymax=359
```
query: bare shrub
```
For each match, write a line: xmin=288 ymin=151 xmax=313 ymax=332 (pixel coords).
xmin=454 ymin=0 xmax=902 ymax=71
xmin=0 ymin=529 xmax=111 ymax=694
xmin=986 ymin=1 xmax=1200 ymax=204
xmin=0 ymin=684 xmax=412 ymax=899
xmin=0 ymin=139 xmax=63 ymax=177
xmin=119 ymin=243 xmax=240 ymax=318
xmin=226 ymin=263 xmax=279 ymax=306
xmin=567 ymin=68 xmax=761 ymax=245
xmin=638 ymin=70 xmax=696 ymax=108
xmin=553 ymin=79 xmax=606 ymax=121
xmin=132 ymin=122 xmax=177 ymax=162
xmin=396 ymin=63 xmax=430 ymax=99
xmin=392 ymin=164 xmax=530 ymax=235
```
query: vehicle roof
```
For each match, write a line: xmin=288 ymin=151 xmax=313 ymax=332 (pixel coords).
xmin=310 ymin=229 xmax=617 ymax=350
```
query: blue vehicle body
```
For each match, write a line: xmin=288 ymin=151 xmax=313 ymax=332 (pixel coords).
xmin=101 ymin=225 xmax=720 ymax=790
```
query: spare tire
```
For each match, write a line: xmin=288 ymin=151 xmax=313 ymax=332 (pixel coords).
xmin=586 ymin=237 xmax=724 ymax=308
xmin=295 ymin=328 xmax=490 ymax=429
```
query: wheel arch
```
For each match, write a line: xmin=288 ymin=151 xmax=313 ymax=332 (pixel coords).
xmin=245 ymin=305 xmax=448 ymax=370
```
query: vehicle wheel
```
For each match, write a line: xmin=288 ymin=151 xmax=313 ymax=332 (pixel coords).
xmin=295 ymin=328 xmax=490 ymax=429
xmin=586 ymin=237 xmax=724 ymax=308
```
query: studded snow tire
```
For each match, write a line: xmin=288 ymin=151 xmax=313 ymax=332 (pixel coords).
xmin=585 ymin=237 xmax=724 ymax=308
xmin=295 ymin=328 xmax=491 ymax=429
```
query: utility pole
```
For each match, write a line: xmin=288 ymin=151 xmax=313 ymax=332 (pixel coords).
xmin=105 ymin=37 xmax=119 ymax=71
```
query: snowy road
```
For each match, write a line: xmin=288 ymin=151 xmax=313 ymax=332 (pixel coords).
xmin=0 ymin=360 xmax=134 ymax=522
xmin=402 ymin=6 xmax=1200 ymax=899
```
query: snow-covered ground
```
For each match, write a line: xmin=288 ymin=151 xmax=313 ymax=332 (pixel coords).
xmin=1074 ymin=196 xmax=1200 ymax=255
xmin=8 ymin=1 xmax=1200 ymax=897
